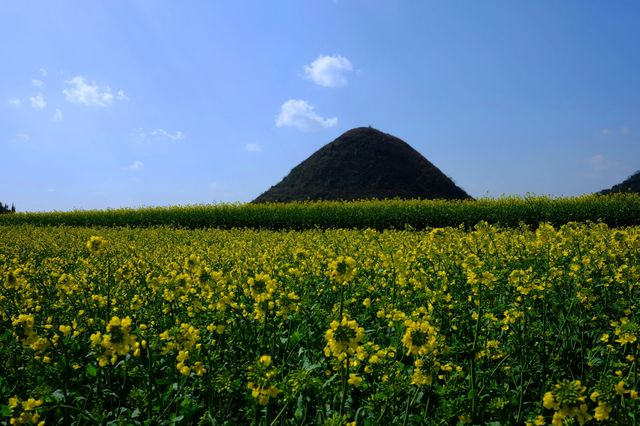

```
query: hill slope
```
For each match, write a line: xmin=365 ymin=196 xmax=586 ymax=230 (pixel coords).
xmin=254 ymin=127 xmax=471 ymax=203
xmin=600 ymin=170 xmax=640 ymax=194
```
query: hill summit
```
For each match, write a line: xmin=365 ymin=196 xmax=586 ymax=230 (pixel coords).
xmin=253 ymin=127 xmax=471 ymax=203
xmin=599 ymin=170 xmax=640 ymax=194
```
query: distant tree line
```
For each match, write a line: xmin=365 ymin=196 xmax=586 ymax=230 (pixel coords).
xmin=0 ymin=201 xmax=16 ymax=214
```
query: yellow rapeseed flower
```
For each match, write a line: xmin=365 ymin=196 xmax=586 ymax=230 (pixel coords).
xmin=401 ymin=319 xmax=438 ymax=357
xmin=259 ymin=354 xmax=272 ymax=367
xmin=86 ymin=235 xmax=107 ymax=253
xmin=347 ymin=373 xmax=362 ymax=387
xmin=614 ymin=380 xmax=628 ymax=396
xmin=594 ymin=401 xmax=611 ymax=421
xmin=324 ymin=317 xmax=365 ymax=360
xmin=328 ymin=256 xmax=356 ymax=284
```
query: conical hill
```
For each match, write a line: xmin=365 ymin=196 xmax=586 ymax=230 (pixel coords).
xmin=253 ymin=127 xmax=471 ymax=203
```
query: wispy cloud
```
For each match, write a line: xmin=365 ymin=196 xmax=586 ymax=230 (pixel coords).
xmin=38 ymin=68 xmax=47 ymax=77
xmin=32 ymin=79 xmax=44 ymax=87
xmin=245 ymin=143 xmax=262 ymax=153
xmin=275 ymin=99 xmax=337 ymax=131
xmin=16 ymin=133 xmax=30 ymax=142
xmin=304 ymin=54 xmax=353 ymax=87
xmin=150 ymin=128 xmax=185 ymax=141
xmin=207 ymin=182 xmax=236 ymax=200
xmin=116 ymin=90 xmax=128 ymax=101
xmin=600 ymin=127 xmax=632 ymax=136
xmin=135 ymin=127 xmax=186 ymax=143
xmin=52 ymin=108 xmax=63 ymax=122
xmin=30 ymin=94 xmax=46 ymax=109
xmin=63 ymin=76 xmax=127 ymax=107
xmin=588 ymin=154 xmax=610 ymax=170
xmin=129 ymin=160 xmax=144 ymax=170
xmin=586 ymin=154 xmax=618 ymax=179
xmin=8 ymin=98 xmax=21 ymax=107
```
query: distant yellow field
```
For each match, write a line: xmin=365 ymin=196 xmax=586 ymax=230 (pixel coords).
xmin=1 ymin=194 xmax=639 ymax=230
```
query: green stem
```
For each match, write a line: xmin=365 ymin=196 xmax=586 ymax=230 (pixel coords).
xmin=339 ymin=284 xmax=345 ymax=319
xmin=147 ymin=344 xmax=153 ymax=422
xmin=269 ymin=401 xmax=289 ymax=426
xmin=156 ymin=376 xmax=188 ymax=423
xmin=470 ymin=284 xmax=483 ymax=419
xmin=265 ymin=400 xmax=270 ymax=426
xmin=402 ymin=385 xmax=421 ymax=426
xmin=261 ymin=301 xmax=269 ymax=352
xmin=339 ymin=359 xmax=349 ymax=417
xmin=516 ymin=300 xmax=527 ymax=424
xmin=55 ymin=404 xmax=99 ymax=423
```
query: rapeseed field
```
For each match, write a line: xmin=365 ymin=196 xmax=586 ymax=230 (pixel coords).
xmin=1 ymin=222 xmax=638 ymax=424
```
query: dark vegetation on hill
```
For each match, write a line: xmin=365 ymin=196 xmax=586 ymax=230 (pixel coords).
xmin=253 ymin=127 xmax=471 ymax=203
xmin=599 ymin=170 xmax=640 ymax=194
xmin=0 ymin=201 xmax=15 ymax=214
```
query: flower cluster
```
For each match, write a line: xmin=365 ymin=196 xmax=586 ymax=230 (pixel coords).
xmin=159 ymin=322 xmax=205 ymax=376
xmin=247 ymin=355 xmax=279 ymax=405
xmin=324 ymin=316 xmax=365 ymax=363
xmin=401 ymin=318 xmax=438 ymax=357
xmin=328 ymin=256 xmax=356 ymax=284
xmin=246 ymin=273 xmax=278 ymax=303
xmin=7 ymin=396 xmax=44 ymax=426
xmin=90 ymin=316 xmax=139 ymax=366
xmin=85 ymin=235 xmax=107 ymax=253
xmin=542 ymin=380 xmax=591 ymax=425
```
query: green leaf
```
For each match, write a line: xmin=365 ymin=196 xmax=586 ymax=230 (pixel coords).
xmin=50 ymin=389 xmax=65 ymax=402
xmin=170 ymin=415 xmax=184 ymax=424
xmin=86 ymin=364 xmax=98 ymax=377
xmin=1 ymin=405 xmax=11 ymax=417
xmin=294 ymin=394 xmax=304 ymax=419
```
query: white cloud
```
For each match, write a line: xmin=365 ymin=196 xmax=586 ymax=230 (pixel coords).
xmin=134 ymin=127 xmax=186 ymax=144
xmin=304 ymin=54 xmax=353 ymax=87
xmin=586 ymin=154 xmax=616 ymax=178
xmin=38 ymin=68 xmax=47 ymax=77
xmin=275 ymin=99 xmax=337 ymax=131
xmin=129 ymin=160 xmax=144 ymax=170
xmin=8 ymin=98 xmax=21 ymax=107
xmin=63 ymin=76 xmax=126 ymax=107
xmin=207 ymin=182 xmax=236 ymax=200
xmin=600 ymin=127 xmax=632 ymax=137
xmin=245 ymin=143 xmax=262 ymax=153
xmin=52 ymin=108 xmax=63 ymax=122
xmin=150 ymin=128 xmax=185 ymax=141
xmin=17 ymin=133 xmax=30 ymax=141
xmin=588 ymin=154 xmax=608 ymax=167
xmin=32 ymin=79 xmax=44 ymax=87
xmin=30 ymin=94 xmax=46 ymax=109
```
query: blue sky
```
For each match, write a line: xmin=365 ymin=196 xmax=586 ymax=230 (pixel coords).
xmin=1 ymin=1 xmax=639 ymax=211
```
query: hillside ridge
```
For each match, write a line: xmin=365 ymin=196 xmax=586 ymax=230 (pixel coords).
xmin=599 ymin=170 xmax=640 ymax=195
